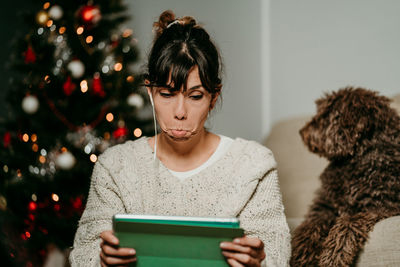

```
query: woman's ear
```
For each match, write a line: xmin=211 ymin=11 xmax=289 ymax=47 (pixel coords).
xmin=209 ymin=92 xmax=220 ymax=110
xmin=144 ymin=80 xmax=153 ymax=106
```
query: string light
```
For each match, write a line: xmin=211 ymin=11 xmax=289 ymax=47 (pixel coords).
xmin=3 ymin=165 xmax=8 ymax=173
xmin=80 ymin=80 xmax=88 ymax=93
xmin=52 ymin=193 xmax=59 ymax=202
xmin=106 ymin=113 xmax=114 ymax=122
xmin=90 ymin=154 xmax=98 ymax=163
xmin=101 ymin=65 xmax=110 ymax=74
xmin=44 ymin=75 xmax=51 ymax=83
xmin=43 ymin=2 xmax=50 ymax=9
xmin=22 ymin=134 xmax=29 ymax=142
xmin=46 ymin=20 xmax=53 ymax=27
xmin=36 ymin=11 xmax=49 ymax=25
xmin=31 ymin=134 xmax=38 ymax=142
xmin=61 ymin=147 xmax=67 ymax=153
xmin=85 ymin=35 xmax=93 ymax=44
xmin=122 ymin=46 xmax=130 ymax=53
xmin=31 ymin=194 xmax=37 ymax=202
xmin=39 ymin=155 xmax=46 ymax=164
xmin=122 ymin=29 xmax=133 ymax=38
xmin=59 ymin=26 xmax=66 ymax=34
xmin=32 ymin=144 xmax=39 ymax=152
xmin=126 ymin=75 xmax=134 ymax=83
xmin=114 ymin=63 xmax=122 ymax=71
xmin=76 ymin=26 xmax=84 ymax=35
xmin=25 ymin=232 xmax=31 ymax=239
xmin=104 ymin=132 xmax=111 ymax=140
xmin=133 ymin=128 xmax=142 ymax=138
xmin=40 ymin=149 xmax=47 ymax=156
xmin=17 ymin=169 xmax=22 ymax=177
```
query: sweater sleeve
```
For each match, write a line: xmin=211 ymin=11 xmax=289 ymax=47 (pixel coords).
xmin=69 ymin=159 xmax=126 ymax=267
xmin=238 ymin=169 xmax=291 ymax=267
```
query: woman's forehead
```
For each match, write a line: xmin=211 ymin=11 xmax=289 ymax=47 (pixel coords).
xmin=164 ymin=66 xmax=201 ymax=90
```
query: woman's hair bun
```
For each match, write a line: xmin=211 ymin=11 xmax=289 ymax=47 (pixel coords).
xmin=153 ymin=10 xmax=197 ymax=38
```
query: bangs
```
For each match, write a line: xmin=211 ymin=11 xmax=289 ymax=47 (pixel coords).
xmin=152 ymin=45 xmax=195 ymax=92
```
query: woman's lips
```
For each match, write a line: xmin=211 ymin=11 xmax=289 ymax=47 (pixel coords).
xmin=171 ymin=129 xmax=188 ymax=138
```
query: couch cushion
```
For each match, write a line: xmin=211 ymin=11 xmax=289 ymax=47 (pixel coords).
xmin=264 ymin=116 xmax=327 ymax=220
xmin=356 ymin=216 xmax=400 ymax=267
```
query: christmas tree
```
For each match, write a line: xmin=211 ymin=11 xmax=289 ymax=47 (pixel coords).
xmin=0 ymin=1 xmax=152 ymax=266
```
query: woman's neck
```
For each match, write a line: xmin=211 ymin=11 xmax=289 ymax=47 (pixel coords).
xmin=149 ymin=129 xmax=220 ymax=171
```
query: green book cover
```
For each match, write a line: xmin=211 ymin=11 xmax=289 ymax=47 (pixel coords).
xmin=113 ymin=214 xmax=244 ymax=267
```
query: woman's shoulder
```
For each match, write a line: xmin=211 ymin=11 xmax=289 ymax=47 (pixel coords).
xmin=231 ymin=137 xmax=277 ymax=169
xmin=97 ymin=136 xmax=150 ymax=168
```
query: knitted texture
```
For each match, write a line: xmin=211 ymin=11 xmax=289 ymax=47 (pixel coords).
xmin=69 ymin=137 xmax=291 ymax=266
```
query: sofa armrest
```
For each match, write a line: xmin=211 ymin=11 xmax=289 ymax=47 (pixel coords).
xmin=356 ymin=216 xmax=400 ymax=267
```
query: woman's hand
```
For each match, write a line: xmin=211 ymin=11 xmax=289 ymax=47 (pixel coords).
xmin=220 ymin=236 xmax=266 ymax=267
xmin=99 ymin=230 xmax=136 ymax=267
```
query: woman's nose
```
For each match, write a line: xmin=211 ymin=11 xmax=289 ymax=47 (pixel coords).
xmin=174 ymin=94 xmax=187 ymax=120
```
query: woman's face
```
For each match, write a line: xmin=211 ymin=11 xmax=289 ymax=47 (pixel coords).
xmin=148 ymin=66 xmax=218 ymax=141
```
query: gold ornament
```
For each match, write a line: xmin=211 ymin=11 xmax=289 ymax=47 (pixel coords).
xmin=36 ymin=10 xmax=49 ymax=26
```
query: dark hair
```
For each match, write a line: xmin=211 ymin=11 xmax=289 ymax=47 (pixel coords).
xmin=144 ymin=10 xmax=222 ymax=97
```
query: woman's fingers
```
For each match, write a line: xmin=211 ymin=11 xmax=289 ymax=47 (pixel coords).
xmin=100 ymin=230 xmax=119 ymax=246
xmin=220 ymin=242 xmax=259 ymax=258
xmin=222 ymin=251 xmax=259 ymax=267
xmin=220 ymin=236 xmax=266 ymax=266
xmin=233 ymin=236 xmax=264 ymax=250
xmin=226 ymin=258 xmax=245 ymax=267
xmin=100 ymin=251 xmax=136 ymax=266
xmin=101 ymin=243 xmax=136 ymax=257
xmin=99 ymin=230 xmax=136 ymax=266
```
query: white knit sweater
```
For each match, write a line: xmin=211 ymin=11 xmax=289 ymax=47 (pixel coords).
xmin=69 ymin=137 xmax=291 ymax=266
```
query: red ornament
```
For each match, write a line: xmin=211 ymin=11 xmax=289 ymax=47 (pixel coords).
xmin=113 ymin=127 xmax=129 ymax=139
xmin=54 ymin=203 xmax=60 ymax=212
xmin=111 ymin=40 xmax=119 ymax=48
xmin=3 ymin=132 xmax=11 ymax=147
xmin=28 ymin=201 xmax=37 ymax=211
xmin=92 ymin=73 xmax=105 ymax=97
xmin=24 ymin=46 xmax=36 ymax=64
xmin=79 ymin=5 xmax=101 ymax=26
xmin=71 ymin=196 xmax=83 ymax=210
xmin=39 ymin=227 xmax=48 ymax=235
xmin=28 ymin=214 xmax=35 ymax=221
xmin=63 ymin=76 xmax=76 ymax=96
xmin=21 ymin=233 xmax=28 ymax=241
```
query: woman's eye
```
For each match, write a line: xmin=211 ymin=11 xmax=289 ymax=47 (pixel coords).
xmin=190 ymin=94 xmax=203 ymax=100
xmin=159 ymin=91 xmax=173 ymax=98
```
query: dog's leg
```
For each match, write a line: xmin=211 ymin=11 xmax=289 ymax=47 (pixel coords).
xmin=318 ymin=212 xmax=384 ymax=267
xmin=290 ymin=197 xmax=336 ymax=267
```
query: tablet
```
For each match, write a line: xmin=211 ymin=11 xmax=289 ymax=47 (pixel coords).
xmin=113 ymin=214 xmax=244 ymax=267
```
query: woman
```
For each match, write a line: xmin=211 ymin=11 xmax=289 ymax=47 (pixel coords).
xmin=69 ymin=10 xmax=290 ymax=267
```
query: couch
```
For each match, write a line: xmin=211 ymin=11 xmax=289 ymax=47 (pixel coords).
xmin=264 ymin=93 xmax=400 ymax=266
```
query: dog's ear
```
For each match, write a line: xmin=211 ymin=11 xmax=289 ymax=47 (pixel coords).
xmin=340 ymin=88 xmax=393 ymax=137
xmin=300 ymin=87 xmax=393 ymax=160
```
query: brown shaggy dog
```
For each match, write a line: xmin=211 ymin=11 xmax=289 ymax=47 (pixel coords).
xmin=290 ymin=87 xmax=400 ymax=267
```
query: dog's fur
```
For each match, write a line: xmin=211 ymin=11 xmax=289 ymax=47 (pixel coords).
xmin=290 ymin=87 xmax=400 ymax=266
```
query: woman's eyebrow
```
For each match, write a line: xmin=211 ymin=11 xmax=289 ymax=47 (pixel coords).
xmin=188 ymin=85 xmax=203 ymax=90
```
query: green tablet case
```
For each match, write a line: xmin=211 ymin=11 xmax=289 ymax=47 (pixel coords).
xmin=113 ymin=215 xmax=244 ymax=267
